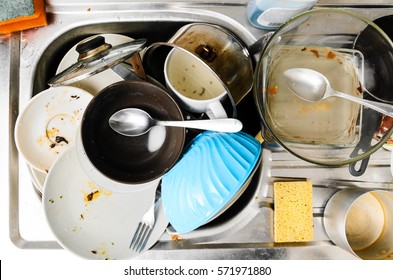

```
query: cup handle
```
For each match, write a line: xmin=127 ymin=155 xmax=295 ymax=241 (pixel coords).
xmin=206 ymin=100 xmax=227 ymax=119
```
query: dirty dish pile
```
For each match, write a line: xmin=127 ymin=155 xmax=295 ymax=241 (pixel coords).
xmin=19 ymin=79 xmax=186 ymax=259
xmin=39 ymin=79 xmax=186 ymax=258
xmin=13 ymin=28 xmax=263 ymax=259
xmin=254 ymin=8 xmax=393 ymax=167
xmin=13 ymin=7 xmax=393 ymax=261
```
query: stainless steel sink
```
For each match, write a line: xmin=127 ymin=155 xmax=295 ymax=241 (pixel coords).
xmin=5 ymin=0 xmax=393 ymax=259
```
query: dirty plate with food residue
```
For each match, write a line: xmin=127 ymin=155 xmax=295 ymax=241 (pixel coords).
xmin=43 ymin=143 xmax=168 ymax=259
xmin=15 ymin=86 xmax=93 ymax=173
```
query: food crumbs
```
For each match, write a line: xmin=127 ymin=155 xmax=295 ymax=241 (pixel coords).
xmin=310 ymin=49 xmax=319 ymax=57
xmin=91 ymin=250 xmax=97 ymax=254
xmin=199 ymin=87 xmax=206 ymax=96
xmin=83 ymin=183 xmax=112 ymax=204
xmin=86 ymin=190 xmax=99 ymax=202
xmin=49 ymin=199 xmax=54 ymax=203
xmin=55 ymin=136 xmax=69 ymax=144
xmin=71 ymin=95 xmax=80 ymax=100
xmin=267 ymin=86 xmax=278 ymax=95
xmin=46 ymin=127 xmax=60 ymax=140
xmin=80 ymin=214 xmax=84 ymax=220
xmin=171 ymin=234 xmax=184 ymax=241
xmin=327 ymin=51 xmax=336 ymax=59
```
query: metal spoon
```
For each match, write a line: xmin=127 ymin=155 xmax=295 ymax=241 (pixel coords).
xmin=283 ymin=68 xmax=393 ymax=117
xmin=109 ymin=108 xmax=243 ymax=137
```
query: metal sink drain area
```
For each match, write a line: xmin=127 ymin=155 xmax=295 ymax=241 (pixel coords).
xmin=5 ymin=1 xmax=393 ymax=259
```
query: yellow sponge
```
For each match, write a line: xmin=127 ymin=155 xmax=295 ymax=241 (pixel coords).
xmin=273 ymin=181 xmax=313 ymax=243
xmin=0 ymin=0 xmax=47 ymax=34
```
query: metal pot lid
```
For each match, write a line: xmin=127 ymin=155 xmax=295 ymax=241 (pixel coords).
xmin=48 ymin=36 xmax=147 ymax=86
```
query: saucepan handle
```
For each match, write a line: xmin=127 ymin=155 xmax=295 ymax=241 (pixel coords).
xmin=349 ymin=108 xmax=382 ymax=176
xmin=248 ymin=31 xmax=275 ymax=55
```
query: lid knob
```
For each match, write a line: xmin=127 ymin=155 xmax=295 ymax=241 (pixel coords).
xmin=76 ymin=35 xmax=112 ymax=61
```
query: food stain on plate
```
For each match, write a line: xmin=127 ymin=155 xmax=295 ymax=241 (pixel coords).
xmin=82 ymin=181 xmax=112 ymax=205
xmin=90 ymin=242 xmax=117 ymax=260
xmin=47 ymin=195 xmax=64 ymax=204
xmin=38 ymin=93 xmax=87 ymax=152
xmin=38 ymin=110 xmax=83 ymax=153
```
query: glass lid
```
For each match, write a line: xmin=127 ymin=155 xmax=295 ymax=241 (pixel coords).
xmin=48 ymin=36 xmax=147 ymax=86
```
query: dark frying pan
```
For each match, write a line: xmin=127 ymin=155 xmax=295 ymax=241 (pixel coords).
xmin=350 ymin=15 xmax=393 ymax=176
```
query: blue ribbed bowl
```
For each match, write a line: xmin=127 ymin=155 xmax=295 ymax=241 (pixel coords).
xmin=162 ymin=131 xmax=262 ymax=234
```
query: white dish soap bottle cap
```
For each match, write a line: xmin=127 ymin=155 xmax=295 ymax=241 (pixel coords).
xmin=247 ymin=0 xmax=317 ymax=30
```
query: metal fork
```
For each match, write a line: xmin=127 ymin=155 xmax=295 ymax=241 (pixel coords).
xmin=130 ymin=193 xmax=160 ymax=252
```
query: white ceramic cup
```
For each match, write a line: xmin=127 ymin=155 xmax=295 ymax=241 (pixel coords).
xmin=164 ymin=48 xmax=228 ymax=119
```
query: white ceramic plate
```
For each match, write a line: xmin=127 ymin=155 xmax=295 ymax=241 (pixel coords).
xmin=43 ymin=144 xmax=168 ymax=259
xmin=15 ymin=86 xmax=93 ymax=172
xmin=56 ymin=34 xmax=133 ymax=95
xmin=28 ymin=165 xmax=47 ymax=194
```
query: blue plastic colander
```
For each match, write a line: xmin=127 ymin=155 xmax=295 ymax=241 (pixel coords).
xmin=162 ymin=131 xmax=262 ymax=234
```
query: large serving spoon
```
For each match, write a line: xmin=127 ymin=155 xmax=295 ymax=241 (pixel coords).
xmin=109 ymin=108 xmax=243 ymax=137
xmin=283 ymin=68 xmax=393 ymax=117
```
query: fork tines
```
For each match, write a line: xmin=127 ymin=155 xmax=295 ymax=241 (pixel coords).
xmin=129 ymin=223 xmax=153 ymax=252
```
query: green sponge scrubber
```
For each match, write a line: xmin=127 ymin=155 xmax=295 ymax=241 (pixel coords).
xmin=0 ymin=0 xmax=47 ymax=34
